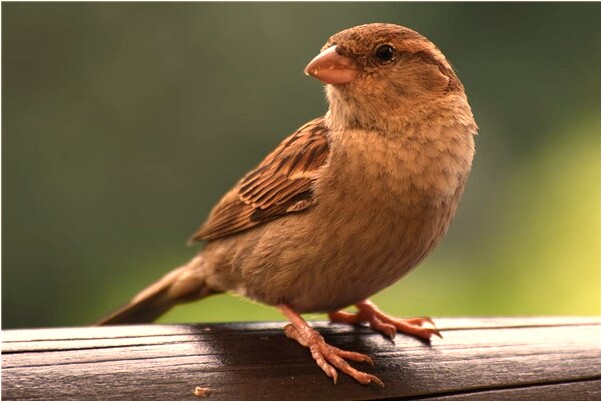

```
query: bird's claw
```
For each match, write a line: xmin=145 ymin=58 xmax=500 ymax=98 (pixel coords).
xmin=283 ymin=324 xmax=384 ymax=387
xmin=329 ymin=300 xmax=442 ymax=341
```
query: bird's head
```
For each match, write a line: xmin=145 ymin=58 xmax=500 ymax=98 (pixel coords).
xmin=305 ymin=23 xmax=472 ymax=132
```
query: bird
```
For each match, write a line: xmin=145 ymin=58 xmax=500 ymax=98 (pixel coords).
xmin=98 ymin=23 xmax=477 ymax=387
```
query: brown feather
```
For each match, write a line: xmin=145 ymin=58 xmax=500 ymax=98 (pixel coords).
xmin=189 ymin=117 xmax=330 ymax=242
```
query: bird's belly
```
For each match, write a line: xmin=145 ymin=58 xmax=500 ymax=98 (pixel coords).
xmin=302 ymin=211 xmax=446 ymax=312
xmin=234 ymin=195 xmax=453 ymax=313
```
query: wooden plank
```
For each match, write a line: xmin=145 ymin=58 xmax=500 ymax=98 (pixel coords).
xmin=4 ymin=316 xmax=599 ymax=344
xmin=4 ymin=317 xmax=599 ymax=353
xmin=2 ymin=318 xmax=600 ymax=400
xmin=418 ymin=379 xmax=601 ymax=401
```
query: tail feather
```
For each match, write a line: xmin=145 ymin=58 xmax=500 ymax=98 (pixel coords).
xmin=96 ymin=255 xmax=219 ymax=326
xmin=95 ymin=294 xmax=174 ymax=325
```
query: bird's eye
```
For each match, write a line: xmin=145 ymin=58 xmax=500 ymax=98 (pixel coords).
xmin=375 ymin=44 xmax=395 ymax=63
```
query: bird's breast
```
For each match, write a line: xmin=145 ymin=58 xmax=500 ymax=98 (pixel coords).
xmin=283 ymin=127 xmax=473 ymax=311
xmin=321 ymin=127 xmax=472 ymax=214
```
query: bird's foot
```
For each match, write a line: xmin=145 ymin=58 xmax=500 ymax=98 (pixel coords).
xmin=279 ymin=305 xmax=384 ymax=387
xmin=329 ymin=299 xmax=442 ymax=341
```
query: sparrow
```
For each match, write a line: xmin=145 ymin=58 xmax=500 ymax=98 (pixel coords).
xmin=98 ymin=23 xmax=477 ymax=387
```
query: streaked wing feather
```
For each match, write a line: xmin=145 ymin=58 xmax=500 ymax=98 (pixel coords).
xmin=190 ymin=117 xmax=330 ymax=242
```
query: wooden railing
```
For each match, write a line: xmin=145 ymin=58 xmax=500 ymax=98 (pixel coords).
xmin=2 ymin=317 xmax=600 ymax=400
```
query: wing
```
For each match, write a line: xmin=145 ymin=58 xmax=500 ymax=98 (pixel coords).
xmin=189 ymin=117 xmax=330 ymax=242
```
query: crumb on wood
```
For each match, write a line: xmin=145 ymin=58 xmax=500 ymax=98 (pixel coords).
xmin=193 ymin=386 xmax=211 ymax=398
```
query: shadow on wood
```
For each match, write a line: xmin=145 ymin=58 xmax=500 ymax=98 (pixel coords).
xmin=2 ymin=317 xmax=600 ymax=400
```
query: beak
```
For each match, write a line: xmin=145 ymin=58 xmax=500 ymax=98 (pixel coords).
xmin=304 ymin=45 xmax=357 ymax=85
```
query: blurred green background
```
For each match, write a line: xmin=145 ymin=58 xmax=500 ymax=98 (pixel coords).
xmin=3 ymin=3 xmax=600 ymax=329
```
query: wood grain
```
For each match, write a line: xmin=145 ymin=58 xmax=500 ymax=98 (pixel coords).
xmin=2 ymin=317 xmax=600 ymax=400
xmin=419 ymin=379 xmax=601 ymax=401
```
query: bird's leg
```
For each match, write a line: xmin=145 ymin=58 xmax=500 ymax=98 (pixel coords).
xmin=278 ymin=305 xmax=384 ymax=387
xmin=329 ymin=299 xmax=442 ymax=341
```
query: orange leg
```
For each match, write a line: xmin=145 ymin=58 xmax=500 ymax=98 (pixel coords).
xmin=278 ymin=305 xmax=384 ymax=387
xmin=329 ymin=299 xmax=442 ymax=340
